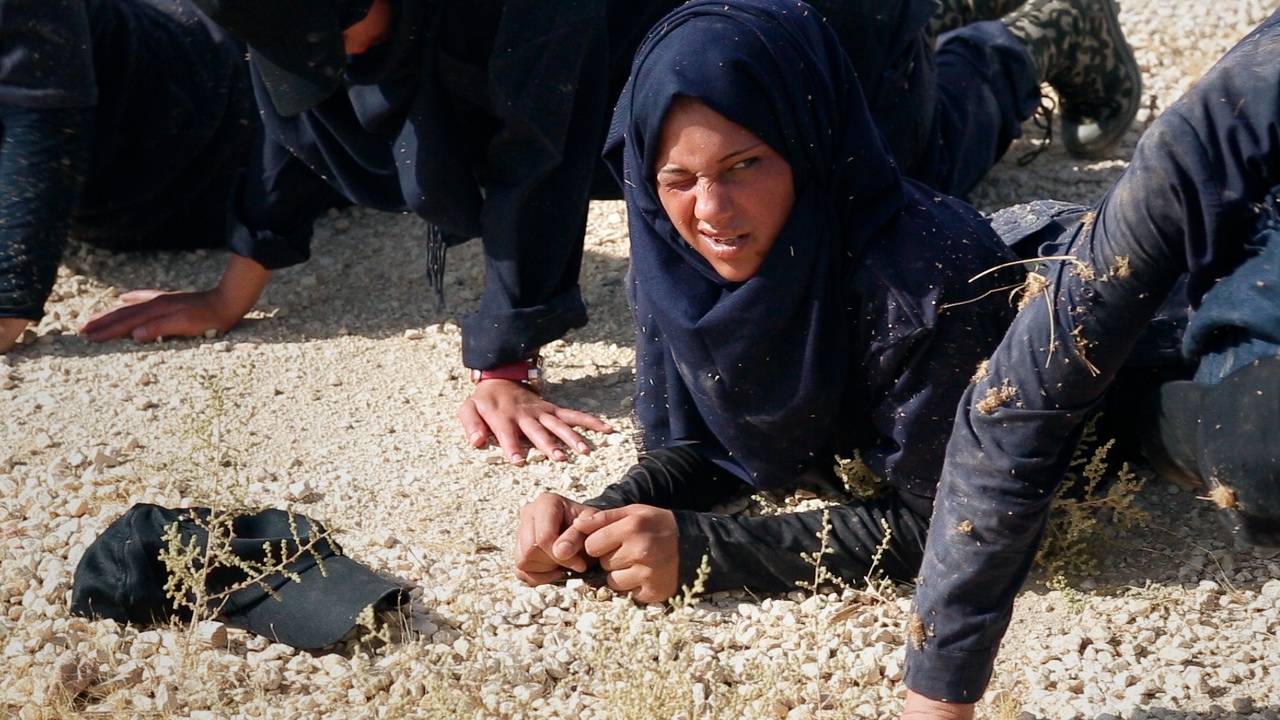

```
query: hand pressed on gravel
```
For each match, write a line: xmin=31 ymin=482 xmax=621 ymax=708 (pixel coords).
xmin=459 ymin=379 xmax=613 ymax=465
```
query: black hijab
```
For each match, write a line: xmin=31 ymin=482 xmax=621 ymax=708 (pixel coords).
xmin=604 ymin=0 xmax=951 ymax=489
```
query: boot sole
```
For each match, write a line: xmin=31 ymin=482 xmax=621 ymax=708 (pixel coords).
xmin=1060 ymin=0 xmax=1142 ymax=158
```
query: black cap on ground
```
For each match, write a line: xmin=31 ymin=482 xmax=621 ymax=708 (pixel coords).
xmin=71 ymin=504 xmax=407 ymax=649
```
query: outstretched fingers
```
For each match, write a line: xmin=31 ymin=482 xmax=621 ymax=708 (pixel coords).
xmin=80 ymin=289 xmax=241 ymax=342
xmin=460 ymin=380 xmax=613 ymax=464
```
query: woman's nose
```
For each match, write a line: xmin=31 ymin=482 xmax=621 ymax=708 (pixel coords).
xmin=694 ymin=181 xmax=733 ymax=225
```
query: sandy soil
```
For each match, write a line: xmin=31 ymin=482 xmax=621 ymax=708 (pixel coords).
xmin=4 ymin=2 xmax=1280 ymax=718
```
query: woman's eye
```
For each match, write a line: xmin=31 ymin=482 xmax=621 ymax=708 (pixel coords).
xmin=659 ymin=176 xmax=694 ymax=191
xmin=732 ymin=157 xmax=759 ymax=170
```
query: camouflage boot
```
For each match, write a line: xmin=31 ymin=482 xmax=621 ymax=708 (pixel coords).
xmin=1003 ymin=0 xmax=1141 ymax=157
xmin=928 ymin=0 xmax=1027 ymax=38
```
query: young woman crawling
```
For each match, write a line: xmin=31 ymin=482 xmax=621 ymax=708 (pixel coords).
xmin=513 ymin=0 xmax=1019 ymax=604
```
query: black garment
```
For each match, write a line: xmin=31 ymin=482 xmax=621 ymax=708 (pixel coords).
xmin=228 ymin=0 xmax=624 ymax=368
xmin=606 ymin=0 xmax=1021 ymax=492
xmin=0 ymin=0 xmax=256 ymax=320
xmin=72 ymin=504 xmax=407 ymax=650
xmin=227 ymin=0 xmax=1035 ymax=369
xmin=907 ymin=10 xmax=1280 ymax=703
xmin=587 ymin=446 xmax=933 ymax=595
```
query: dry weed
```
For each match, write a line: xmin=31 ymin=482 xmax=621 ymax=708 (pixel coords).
xmin=975 ymin=379 xmax=1018 ymax=414
xmin=971 ymin=359 xmax=991 ymax=385
xmin=1036 ymin=418 xmax=1148 ymax=578
xmin=1204 ymin=484 xmax=1238 ymax=510
xmin=1015 ymin=271 xmax=1049 ymax=311
xmin=834 ymin=452 xmax=891 ymax=502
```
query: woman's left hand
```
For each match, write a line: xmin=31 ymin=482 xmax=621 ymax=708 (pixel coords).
xmin=458 ymin=379 xmax=613 ymax=465
xmin=573 ymin=505 xmax=681 ymax=603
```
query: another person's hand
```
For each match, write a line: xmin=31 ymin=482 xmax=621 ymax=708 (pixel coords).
xmin=0 ymin=317 xmax=32 ymax=353
xmin=80 ymin=254 xmax=271 ymax=343
xmin=573 ymin=504 xmax=680 ymax=603
xmin=901 ymin=691 xmax=975 ymax=720
xmin=459 ymin=379 xmax=613 ymax=465
xmin=514 ymin=492 xmax=600 ymax=585
xmin=80 ymin=288 xmax=246 ymax=342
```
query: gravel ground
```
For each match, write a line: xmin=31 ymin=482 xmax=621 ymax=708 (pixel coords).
xmin=4 ymin=2 xmax=1280 ymax=718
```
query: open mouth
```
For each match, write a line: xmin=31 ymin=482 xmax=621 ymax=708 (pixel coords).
xmin=701 ymin=232 xmax=748 ymax=252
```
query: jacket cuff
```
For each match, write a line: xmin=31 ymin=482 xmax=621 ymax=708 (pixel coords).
xmin=0 ymin=301 xmax=43 ymax=321
xmin=671 ymin=510 xmax=714 ymax=594
xmin=227 ymin=203 xmax=312 ymax=270
xmin=904 ymin=642 xmax=996 ymax=704
xmin=460 ymin=286 xmax=587 ymax=369
xmin=226 ymin=220 xmax=311 ymax=271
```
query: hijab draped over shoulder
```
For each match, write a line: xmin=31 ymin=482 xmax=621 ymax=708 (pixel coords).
xmin=604 ymin=0 xmax=999 ymax=490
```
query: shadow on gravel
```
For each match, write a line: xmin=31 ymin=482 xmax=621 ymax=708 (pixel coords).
xmin=48 ymin=234 xmax=635 ymax=357
xmin=1021 ymin=473 xmax=1280 ymax=598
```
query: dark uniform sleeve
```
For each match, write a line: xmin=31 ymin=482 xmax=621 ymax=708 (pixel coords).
xmin=906 ymin=13 xmax=1280 ymax=703
xmin=0 ymin=106 xmax=94 ymax=319
xmin=584 ymin=445 xmax=746 ymax=513
xmin=226 ymin=132 xmax=344 ymax=271
xmin=585 ymin=445 xmax=933 ymax=596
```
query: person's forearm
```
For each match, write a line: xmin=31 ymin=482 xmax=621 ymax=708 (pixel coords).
xmin=670 ymin=492 xmax=929 ymax=596
xmin=0 ymin=105 xmax=94 ymax=320
xmin=215 ymin=253 xmax=272 ymax=317
xmin=585 ymin=445 xmax=746 ymax=511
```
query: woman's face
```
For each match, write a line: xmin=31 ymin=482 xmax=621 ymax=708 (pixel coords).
xmin=654 ymin=98 xmax=795 ymax=283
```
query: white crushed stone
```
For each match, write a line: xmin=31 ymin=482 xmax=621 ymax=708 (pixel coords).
xmin=3 ymin=2 xmax=1280 ymax=718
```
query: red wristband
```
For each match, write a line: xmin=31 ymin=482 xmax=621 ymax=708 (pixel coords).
xmin=469 ymin=355 xmax=542 ymax=393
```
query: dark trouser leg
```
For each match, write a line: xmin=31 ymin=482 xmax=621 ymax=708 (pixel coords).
xmin=907 ymin=9 xmax=1280 ymax=701
xmin=921 ymin=21 xmax=1041 ymax=197
xmin=810 ymin=1 xmax=1039 ymax=197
